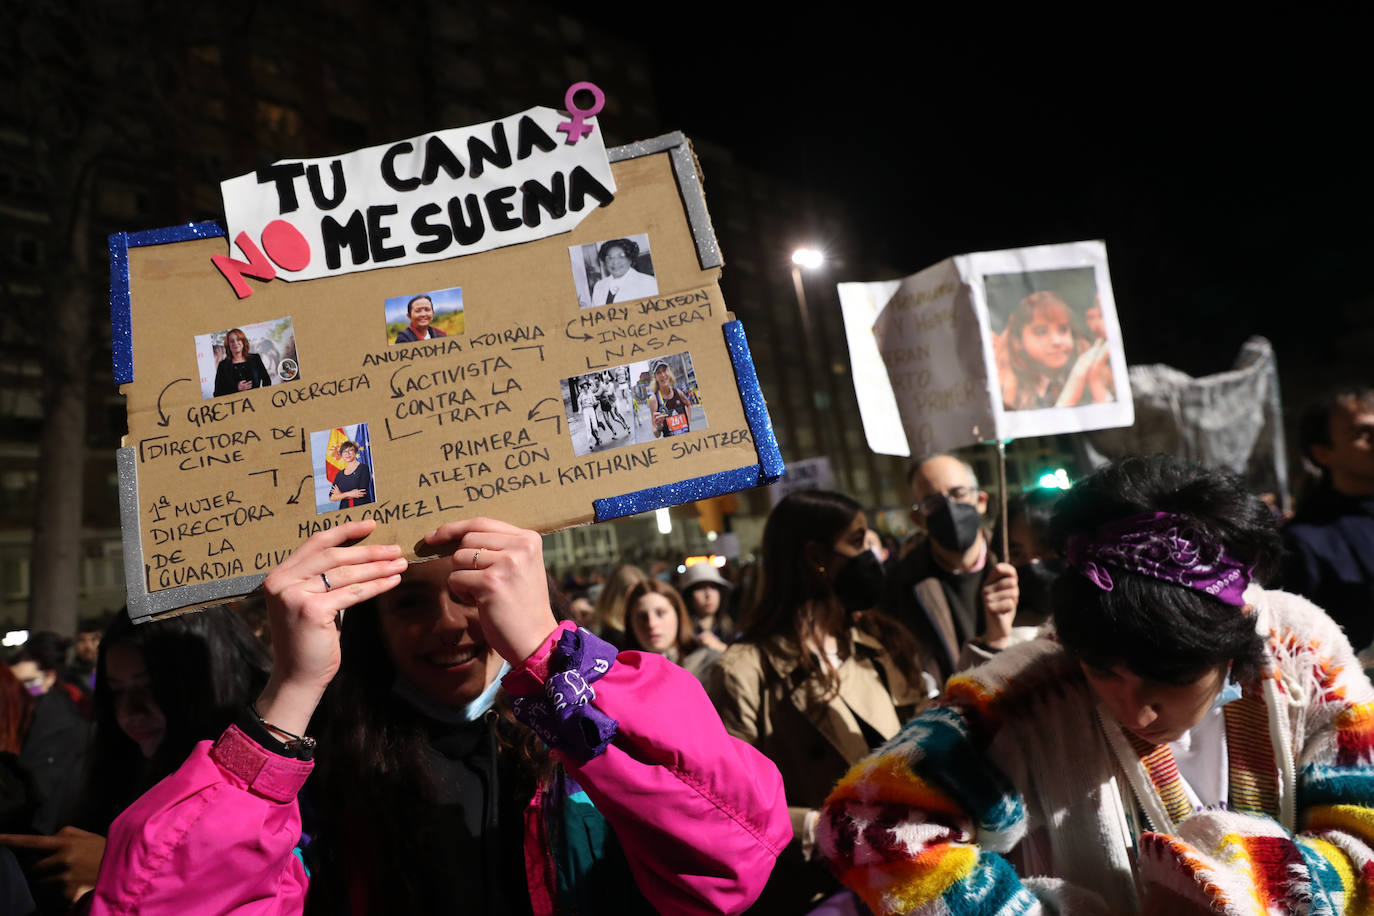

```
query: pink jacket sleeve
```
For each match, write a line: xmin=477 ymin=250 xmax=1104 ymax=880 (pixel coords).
xmin=92 ymin=623 xmax=787 ymax=916
xmin=89 ymin=725 xmax=311 ymax=916
xmin=504 ymin=622 xmax=791 ymax=916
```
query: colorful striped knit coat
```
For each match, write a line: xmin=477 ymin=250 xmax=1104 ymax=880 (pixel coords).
xmin=818 ymin=588 xmax=1374 ymax=915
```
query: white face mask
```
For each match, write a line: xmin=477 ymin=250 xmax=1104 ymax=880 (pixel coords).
xmin=460 ymin=662 xmax=512 ymax=722
xmin=392 ymin=661 xmax=513 ymax=724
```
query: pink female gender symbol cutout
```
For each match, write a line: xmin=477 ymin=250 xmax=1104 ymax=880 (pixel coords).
xmin=557 ymin=82 xmax=605 ymax=145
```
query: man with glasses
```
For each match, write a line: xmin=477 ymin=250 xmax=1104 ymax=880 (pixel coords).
xmin=880 ymin=454 xmax=1020 ymax=689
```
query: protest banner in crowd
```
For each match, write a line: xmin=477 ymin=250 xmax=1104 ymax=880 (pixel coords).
xmin=1083 ymin=336 xmax=1289 ymax=509
xmin=111 ymin=87 xmax=782 ymax=620
xmin=839 ymin=241 xmax=1133 ymax=455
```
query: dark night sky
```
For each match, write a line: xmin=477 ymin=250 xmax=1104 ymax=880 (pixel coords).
xmin=586 ymin=16 xmax=1371 ymax=393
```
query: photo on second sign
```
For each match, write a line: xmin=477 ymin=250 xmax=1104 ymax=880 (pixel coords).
xmin=982 ymin=267 xmax=1115 ymax=412
xmin=309 ymin=422 xmax=377 ymax=515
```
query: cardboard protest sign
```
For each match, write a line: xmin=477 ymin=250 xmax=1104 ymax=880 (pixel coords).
xmin=848 ymin=241 xmax=1131 ymax=454
xmin=111 ymin=107 xmax=782 ymax=621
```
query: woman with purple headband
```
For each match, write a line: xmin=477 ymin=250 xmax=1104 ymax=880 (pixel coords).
xmin=818 ymin=456 xmax=1374 ymax=915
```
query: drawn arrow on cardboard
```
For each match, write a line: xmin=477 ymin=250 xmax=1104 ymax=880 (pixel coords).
xmin=155 ymin=378 xmax=193 ymax=426
xmin=564 ymin=318 xmax=593 ymax=342
xmin=527 ymin=397 xmax=560 ymax=420
xmin=527 ymin=397 xmax=563 ymax=435
xmin=285 ymin=474 xmax=313 ymax=505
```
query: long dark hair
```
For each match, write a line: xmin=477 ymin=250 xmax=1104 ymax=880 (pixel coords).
xmin=85 ymin=607 xmax=270 ymax=832
xmin=304 ymin=575 xmax=572 ymax=914
xmin=1051 ymin=456 xmax=1277 ymax=685
xmin=303 ymin=598 xmax=435 ymax=914
xmin=742 ymin=490 xmax=923 ymax=699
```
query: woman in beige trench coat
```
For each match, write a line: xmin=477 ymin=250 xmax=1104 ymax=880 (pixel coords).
xmin=708 ymin=489 xmax=928 ymax=913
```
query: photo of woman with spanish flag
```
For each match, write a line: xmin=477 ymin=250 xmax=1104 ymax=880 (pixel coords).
xmin=310 ymin=423 xmax=376 ymax=514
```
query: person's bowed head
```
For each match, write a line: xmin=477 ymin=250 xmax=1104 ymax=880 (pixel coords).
xmin=816 ymin=456 xmax=1374 ymax=916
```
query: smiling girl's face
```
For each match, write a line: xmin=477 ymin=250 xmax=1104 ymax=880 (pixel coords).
xmin=378 ymin=562 xmax=504 ymax=708
xmin=1019 ymin=303 xmax=1074 ymax=372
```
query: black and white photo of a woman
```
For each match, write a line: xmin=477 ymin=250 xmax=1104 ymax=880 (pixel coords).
xmin=571 ymin=234 xmax=658 ymax=309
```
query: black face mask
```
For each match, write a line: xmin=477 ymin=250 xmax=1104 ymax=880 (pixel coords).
xmin=832 ymin=548 xmax=886 ymax=612
xmin=926 ymin=499 xmax=982 ymax=553
xmin=1013 ymin=558 xmax=1066 ymax=626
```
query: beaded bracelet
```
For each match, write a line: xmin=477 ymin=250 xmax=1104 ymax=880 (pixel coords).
xmin=250 ymin=701 xmax=318 ymax=756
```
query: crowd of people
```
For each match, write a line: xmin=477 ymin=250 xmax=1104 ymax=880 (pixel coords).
xmin=3 ymin=385 xmax=1374 ymax=914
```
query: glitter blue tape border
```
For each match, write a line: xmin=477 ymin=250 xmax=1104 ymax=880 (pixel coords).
xmin=593 ymin=465 xmax=769 ymax=522
xmin=110 ymin=221 xmax=226 ymax=386
xmin=592 ymin=321 xmax=783 ymax=523
xmin=722 ymin=319 xmax=784 ymax=481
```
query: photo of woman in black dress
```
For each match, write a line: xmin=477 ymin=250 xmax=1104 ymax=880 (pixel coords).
xmin=212 ymin=328 xmax=272 ymax=397
xmin=328 ymin=440 xmax=372 ymax=510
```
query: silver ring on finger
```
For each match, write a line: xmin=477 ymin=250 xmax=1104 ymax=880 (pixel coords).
xmin=321 ymin=571 xmax=333 ymax=591
xmin=471 ymin=548 xmax=483 ymax=569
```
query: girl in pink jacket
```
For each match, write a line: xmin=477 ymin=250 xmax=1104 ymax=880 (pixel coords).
xmin=90 ymin=517 xmax=790 ymax=915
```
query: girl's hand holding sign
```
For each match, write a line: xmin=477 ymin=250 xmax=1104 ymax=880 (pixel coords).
xmin=425 ymin=517 xmax=559 ymax=665
xmin=256 ymin=520 xmax=406 ymax=735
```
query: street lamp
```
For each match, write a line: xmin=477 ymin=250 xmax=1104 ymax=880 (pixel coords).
xmin=790 ymin=247 xmax=824 ymax=351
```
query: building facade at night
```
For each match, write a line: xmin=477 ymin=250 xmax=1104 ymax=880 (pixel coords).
xmin=0 ymin=2 xmax=913 ymax=627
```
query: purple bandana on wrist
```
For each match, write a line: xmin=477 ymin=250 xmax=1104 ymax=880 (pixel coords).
xmin=511 ymin=627 xmax=619 ymax=761
xmin=1063 ymin=511 xmax=1252 ymax=606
